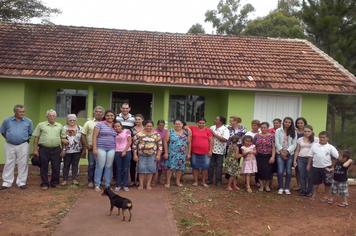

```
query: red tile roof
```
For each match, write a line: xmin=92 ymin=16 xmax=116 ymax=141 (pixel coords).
xmin=0 ymin=23 xmax=355 ymax=94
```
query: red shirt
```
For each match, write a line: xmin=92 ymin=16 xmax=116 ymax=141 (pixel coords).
xmin=268 ymin=128 xmax=276 ymax=134
xmin=190 ymin=126 xmax=212 ymax=155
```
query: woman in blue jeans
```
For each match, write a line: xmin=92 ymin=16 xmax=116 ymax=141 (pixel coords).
xmin=92 ymin=110 xmax=117 ymax=192
xmin=293 ymin=125 xmax=317 ymax=197
xmin=275 ymin=117 xmax=297 ymax=195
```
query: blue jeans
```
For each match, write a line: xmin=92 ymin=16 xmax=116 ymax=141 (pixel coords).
xmin=277 ymin=154 xmax=292 ymax=190
xmin=87 ymin=151 xmax=96 ymax=183
xmin=94 ymin=148 xmax=115 ymax=187
xmin=114 ymin=151 xmax=132 ymax=187
xmin=297 ymin=157 xmax=313 ymax=194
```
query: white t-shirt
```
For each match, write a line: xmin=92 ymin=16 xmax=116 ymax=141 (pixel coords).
xmin=210 ymin=125 xmax=230 ymax=155
xmin=309 ymin=142 xmax=339 ymax=168
xmin=245 ymin=130 xmax=260 ymax=139
xmin=297 ymin=137 xmax=319 ymax=157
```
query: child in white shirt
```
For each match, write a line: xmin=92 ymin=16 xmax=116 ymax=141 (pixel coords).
xmin=307 ymin=131 xmax=339 ymax=202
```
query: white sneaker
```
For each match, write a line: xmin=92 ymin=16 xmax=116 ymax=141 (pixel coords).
xmin=278 ymin=189 xmax=284 ymax=195
xmin=114 ymin=187 xmax=121 ymax=192
xmin=284 ymin=189 xmax=291 ymax=195
xmin=123 ymin=187 xmax=129 ymax=192
xmin=94 ymin=186 xmax=102 ymax=192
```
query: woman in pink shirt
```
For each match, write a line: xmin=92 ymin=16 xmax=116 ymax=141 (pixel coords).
xmin=113 ymin=121 xmax=132 ymax=192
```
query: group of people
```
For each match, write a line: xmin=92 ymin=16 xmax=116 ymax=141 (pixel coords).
xmin=0 ymin=103 xmax=352 ymax=207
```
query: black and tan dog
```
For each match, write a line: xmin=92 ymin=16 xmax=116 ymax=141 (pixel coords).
xmin=102 ymin=187 xmax=133 ymax=221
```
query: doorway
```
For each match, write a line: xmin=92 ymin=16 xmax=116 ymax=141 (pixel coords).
xmin=111 ymin=92 xmax=153 ymax=120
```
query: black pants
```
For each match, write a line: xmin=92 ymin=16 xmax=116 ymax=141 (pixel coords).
xmin=208 ymin=153 xmax=224 ymax=185
xmin=63 ymin=152 xmax=81 ymax=181
xmin=39 ymin=146 xmax=61 ymax=187
xmin=130 ymin=158 xmax=138 ymax=183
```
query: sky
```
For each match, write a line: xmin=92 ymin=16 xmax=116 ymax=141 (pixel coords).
xmin=38 ymin=0 xmax=279 ymax=33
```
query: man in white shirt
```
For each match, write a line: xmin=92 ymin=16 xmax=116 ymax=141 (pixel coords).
xmin=116 ymin=103 xmax=135 ymax=129
xmin=208 ymin=116 xmax=229 ymax=186
xmin=307 ymin=131 xmax=339 ymax=201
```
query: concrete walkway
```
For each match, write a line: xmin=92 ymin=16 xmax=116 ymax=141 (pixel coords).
xmin=53 ymin=187 xmax=179 ymax=236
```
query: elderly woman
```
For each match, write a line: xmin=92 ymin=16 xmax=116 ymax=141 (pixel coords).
xmin=60 ymin=114 xmax=85 ymax=186
xmin=153 ymin=120 xmax=168 ymax=185
xmin=254 ymin=122 xmax=275 ymax=192
xmin=133 ymin=120 xmax=162 ymax=190
xmin=129 ymin=114 xmax=144 ymax=187
xmin=92 ymin=110 xmax=117 ymax=192
xmin=164 ymin=119 xmax=191 ymax=188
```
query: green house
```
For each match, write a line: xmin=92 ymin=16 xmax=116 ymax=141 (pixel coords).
xmin=0 ymin=23 xmax=355 ymax=163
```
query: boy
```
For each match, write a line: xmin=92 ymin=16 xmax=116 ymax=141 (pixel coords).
xmin=307 ymin=131 xmax=339 ymax=201
xmin=330 ymin=150 xmax=353 ymax=207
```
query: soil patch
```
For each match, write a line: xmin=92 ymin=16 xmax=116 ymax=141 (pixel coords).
xmin=168 ymin=178 xmax=356 ymax=236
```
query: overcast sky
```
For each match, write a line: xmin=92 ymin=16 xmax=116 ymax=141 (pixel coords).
xmin=39 ymin=0 xmax=278 ymax=33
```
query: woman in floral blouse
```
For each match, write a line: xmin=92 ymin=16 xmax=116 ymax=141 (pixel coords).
xmin=132 ymin=120 xmax=162 ymax=190
xmin=254 ymin=122 xmax=275 ymax=192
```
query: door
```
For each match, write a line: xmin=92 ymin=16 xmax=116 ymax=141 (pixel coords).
xmin=111 ymin=92 xmax=153 ymax=120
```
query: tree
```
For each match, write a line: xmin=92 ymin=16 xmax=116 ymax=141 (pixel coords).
xmin=243 ymin=11 xmax=305 ymax=38
xmin=187 ymin=23 xmax=205 ymax=34
xmin=205 ymin=0 xmax=255 ymax=35
xmin=277 ymin=0 xmax=300 ymax=16
xmin=301 ymin=0 xmax=356 ymax=144
xmin=301 ymin=0 xmax=356 ymax=73
xmin=0 ymin=0 xmax=61 ymax=22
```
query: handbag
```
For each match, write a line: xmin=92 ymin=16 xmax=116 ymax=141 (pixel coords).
xmin=30 ymin=154 xmax=41 ymax=167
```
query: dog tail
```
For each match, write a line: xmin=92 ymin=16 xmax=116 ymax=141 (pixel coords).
xmin=127 ymin=202 xmax=132 ymax=209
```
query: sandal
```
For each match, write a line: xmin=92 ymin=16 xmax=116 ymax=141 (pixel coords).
xmin=337 ymin=202 xmax=349 ymax=208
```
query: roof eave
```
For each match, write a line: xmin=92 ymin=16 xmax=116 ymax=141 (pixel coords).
xmin=1 ymin=75 xmax=355 ymax=96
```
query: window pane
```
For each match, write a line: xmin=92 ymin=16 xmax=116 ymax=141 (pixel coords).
xmin=186 ymin=95 xmax=205 ymax=122
xmin=56 ymin=89 xmax=88 ymax=117
xmin=169 ymin=95 xmax=186 ymax=122
xmin=169 ymin=95 xmax=205 ymax=122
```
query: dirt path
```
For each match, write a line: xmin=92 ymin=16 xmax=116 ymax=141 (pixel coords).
xmin=53 ymin=186 xmax=178 ymax=236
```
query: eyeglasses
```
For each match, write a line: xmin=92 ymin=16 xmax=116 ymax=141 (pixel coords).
xmin=68 ymin=120 xmax=76 ymax=122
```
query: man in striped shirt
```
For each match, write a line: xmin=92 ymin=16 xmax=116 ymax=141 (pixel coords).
xmin=116 ymin=103 xmax=135 ymax=129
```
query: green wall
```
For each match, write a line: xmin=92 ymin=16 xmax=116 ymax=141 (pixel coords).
xmin=225 ymin=90 xmax=255 ymax=127
xmin=24 ymin=82 xmax=41 ymax=126
xmin=0 ymin=80 xmax=26 ymax=163
xmin=301 ymin=94 xmax=328 ymax=133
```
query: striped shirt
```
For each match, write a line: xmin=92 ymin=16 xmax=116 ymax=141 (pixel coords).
xmin=95 ymin=121 xmax=116 ymax=150
xmin=116 ymin=113 xmax=135 ymax=129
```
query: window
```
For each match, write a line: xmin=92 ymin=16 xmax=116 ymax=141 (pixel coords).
xmin=56 ymin=89 xmax=88 ymax=118
xmin=169 ymin=95 xmax=205 ymax=122
xmin=253 ymin=94 xmax=301 ymax=125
